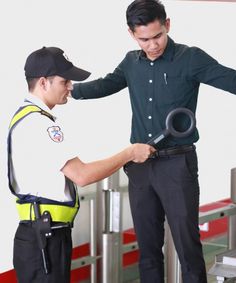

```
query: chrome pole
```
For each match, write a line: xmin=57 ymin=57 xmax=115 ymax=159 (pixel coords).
xmin=229 ymin=168 xmax=236 ymax=249
xmin=166 ymin=223 xmax=182 ymax=283
xmin=99 ymin=172 xmax=122 ymax=283
xmin=90 ymin=197 xmax=97 ymax=283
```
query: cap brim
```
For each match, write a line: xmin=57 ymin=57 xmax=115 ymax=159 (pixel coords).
xmin=60 ymin=66 xmax=91 ymax=81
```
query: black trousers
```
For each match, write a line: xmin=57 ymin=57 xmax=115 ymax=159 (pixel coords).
xmin=13 ymin=222 xmax=72 ymax=283
xmin=125 ymin=149 xmax=207 ymax=283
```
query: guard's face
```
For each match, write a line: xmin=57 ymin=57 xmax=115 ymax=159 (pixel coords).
xmin=129 ymin=19 xmax=170 ymax=61
xmin=46 ymin=76 xmax=73 ymax=108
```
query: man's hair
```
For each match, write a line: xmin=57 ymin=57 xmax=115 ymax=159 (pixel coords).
xmin=126 ymin=0 xmax=167 ymax=32
xmin=26 ymin=76 xmax=55 ymax=92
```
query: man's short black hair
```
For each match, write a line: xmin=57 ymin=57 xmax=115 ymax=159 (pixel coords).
xmin=126 ymin=0 xmax=167 ymax=32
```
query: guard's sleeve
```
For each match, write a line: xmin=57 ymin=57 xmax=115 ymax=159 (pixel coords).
xmin=13 ymin=115 xmax=78 ymax=173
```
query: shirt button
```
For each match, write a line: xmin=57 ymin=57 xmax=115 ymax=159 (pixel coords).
xmin=148 ymin=116 xmax=152 ymax=119
xmin=148 ymin=133 xmax=152 ymax=137
xmin=149 ymin=98 xmax=153 ymax=101
xmin=149 ymin=79 xmax=153 ymax=83
xmin=150 ymin=62 xmax=154 ymax=66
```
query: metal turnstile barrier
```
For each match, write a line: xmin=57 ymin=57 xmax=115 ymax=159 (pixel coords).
xmin=169 ymin=199 xmax=236 ymax=281
xmin=207 ymin=167 xmax=236 ymax=283
xmin=71 ymin=190 xmax=99 ymax=283
xmin=208 ymin=249 xmax=236 ymax=282
xmin=98 ymin=172 xmax=141 ymax=283
xmin=71 ymin=167 xmax=236 ymax=283
xmin=98 ymin=172 xmax=123 ymax=283
xmin=70 ymin=173 xmax=136 ymax=283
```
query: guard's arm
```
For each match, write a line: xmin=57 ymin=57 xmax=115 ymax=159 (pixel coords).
xmin=61 ymin=143 xmax=155 ymax=187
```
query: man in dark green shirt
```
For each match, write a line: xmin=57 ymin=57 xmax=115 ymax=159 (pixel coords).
xmin=71 ymin=1 xmax=236 ymax=282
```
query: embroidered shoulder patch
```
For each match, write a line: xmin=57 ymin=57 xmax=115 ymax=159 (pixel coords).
xmin=47 ymin=126 xmax=64 ymax=142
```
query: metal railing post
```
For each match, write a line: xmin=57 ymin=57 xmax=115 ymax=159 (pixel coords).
xmin=98 ymin=172 xmax=122 ymax=283
xmin=229 ymin=168 xmax=236 ymax=249
xmin=165 ymin=223 xmax=182 ymax=283
xmin=90 ymin=196 xmax=97 ymax=283
xmin=71 ymin=190 xmax=98 ymax=283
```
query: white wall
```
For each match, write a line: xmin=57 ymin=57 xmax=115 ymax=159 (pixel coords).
xmin=1 ymin=0 xmax=236 ymax=273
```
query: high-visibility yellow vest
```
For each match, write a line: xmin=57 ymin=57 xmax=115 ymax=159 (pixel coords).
xmin=7 ymin=104 xmax=80 ymax=224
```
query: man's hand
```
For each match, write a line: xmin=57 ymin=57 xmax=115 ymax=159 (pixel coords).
xmin=129 ymin=143 xmax=156 ymax=163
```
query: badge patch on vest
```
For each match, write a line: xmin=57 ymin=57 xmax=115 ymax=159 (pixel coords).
xmin=47 ymin=126 xmax=64 ymax=142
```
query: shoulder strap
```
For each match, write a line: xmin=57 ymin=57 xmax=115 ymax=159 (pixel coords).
xmin=9 ymin=104 xmax=54 ymax=130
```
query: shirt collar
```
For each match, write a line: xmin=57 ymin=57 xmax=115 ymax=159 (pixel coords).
xmin=137 ymin=36 xmax=175 ymax=62
xmin=24 ymin=94 xmax=57 ymax=120
xmin=161 ymin=36 xmax=175 ymax=61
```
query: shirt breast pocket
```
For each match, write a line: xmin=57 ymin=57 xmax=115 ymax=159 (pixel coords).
xmin=159 ymin=75 xmax=193 ymax=105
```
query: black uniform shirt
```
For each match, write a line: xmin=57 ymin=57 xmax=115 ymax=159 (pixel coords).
xmin=72 ymin=37 xmax=236 ymax=149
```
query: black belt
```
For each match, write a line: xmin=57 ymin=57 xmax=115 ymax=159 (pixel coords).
xmin=152 ymin=144 xmax=195 ymax=158
xmin=20 ymin=220 xmax=71 ymax=230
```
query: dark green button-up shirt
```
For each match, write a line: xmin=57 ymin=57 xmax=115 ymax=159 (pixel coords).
xmin=72 ymin=37 xmax=236 ymax=148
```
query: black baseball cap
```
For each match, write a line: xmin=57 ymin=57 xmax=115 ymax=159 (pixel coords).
xmin=24 ymin=46 xmax=91 ymax=81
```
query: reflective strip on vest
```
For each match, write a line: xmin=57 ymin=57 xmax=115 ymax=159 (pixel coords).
xmin=16 ymin=196 xmax=79 ymax=223
xmin=9 ymin=105 xmax=45 ymax=129
xmin=8 ymin=104 xmax=79 ymax=224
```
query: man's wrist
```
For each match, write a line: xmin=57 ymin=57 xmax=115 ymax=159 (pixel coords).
xmin=71 ymin=83 xmax=82 ymax=99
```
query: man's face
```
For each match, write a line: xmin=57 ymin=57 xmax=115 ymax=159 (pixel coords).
xmin=46 ymin=76 xmax=73 ymax=108
xmin=129 ymin=19 xmax=170 ymax=61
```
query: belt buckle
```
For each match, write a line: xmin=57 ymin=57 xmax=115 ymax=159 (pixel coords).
xmin=150 ymin=151 xmax=158 ymax=159
xmin=51 ymin=222 xmax=71 ymax=230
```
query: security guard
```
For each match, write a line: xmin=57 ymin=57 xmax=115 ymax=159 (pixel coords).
xmin=7 ymin=46 xmax=155 ymax=283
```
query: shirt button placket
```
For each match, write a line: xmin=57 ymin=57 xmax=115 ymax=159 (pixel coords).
xmin=147 ymin=61 xmax=154 ymax=140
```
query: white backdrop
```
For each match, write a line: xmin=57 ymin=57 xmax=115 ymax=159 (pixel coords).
xmin=1 ymin=0 xmax=236 ymax=273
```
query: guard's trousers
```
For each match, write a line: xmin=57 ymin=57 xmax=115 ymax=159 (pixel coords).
xmin=13 ymin=222 xmax=72 ymax=283
xmin=126 ymin=149 xmax=207 ymax=283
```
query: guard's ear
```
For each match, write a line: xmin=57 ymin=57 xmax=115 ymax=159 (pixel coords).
xmin=38 ymin=77 xmax=48 ymax=91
